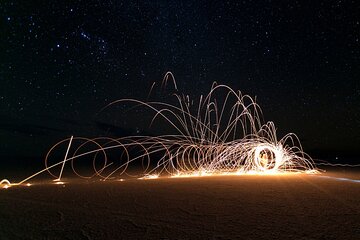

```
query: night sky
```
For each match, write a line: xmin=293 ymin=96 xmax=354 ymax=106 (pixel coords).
xmin=1 ymin=0 xmax=359 ymax=167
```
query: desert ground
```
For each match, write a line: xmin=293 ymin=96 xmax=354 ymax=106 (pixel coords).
xmin=0 ymin=170 xmax=359 ymax=240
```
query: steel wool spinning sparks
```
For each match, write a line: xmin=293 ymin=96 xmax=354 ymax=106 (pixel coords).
xmin=1 ymin=73 xmax=319 ymax=188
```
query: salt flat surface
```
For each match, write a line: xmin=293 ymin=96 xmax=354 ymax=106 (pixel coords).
xmin=0 ymin=172 xmax=359 ymax=239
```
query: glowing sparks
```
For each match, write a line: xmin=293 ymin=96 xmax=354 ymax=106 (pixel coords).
xmin=139 ymin=174 xmax=160 ymax=180
xmin=52 ymin=179 xmax=66 ymax=185
xmin=1 ymin=73 xmax=320 ymax=186
xmin=1 ymin=179 xmax=11 ymax=185
xmin=1 ymin=179 xmax=11 ymax=189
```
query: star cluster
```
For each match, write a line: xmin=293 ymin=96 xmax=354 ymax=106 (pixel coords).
xmin=0 ymin=0 xmax=359 ymax=163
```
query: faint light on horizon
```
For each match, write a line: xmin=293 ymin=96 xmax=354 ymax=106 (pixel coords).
xmin=318 ymin=175 xmax=360 ymax=183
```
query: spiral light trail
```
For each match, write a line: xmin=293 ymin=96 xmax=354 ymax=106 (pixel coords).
xmin=1 ymin=72 xmax=319 ymax=188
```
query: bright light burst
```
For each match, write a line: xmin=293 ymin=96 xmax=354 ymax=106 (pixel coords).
xmin=1 ymin=72 xmax=319 ymax=187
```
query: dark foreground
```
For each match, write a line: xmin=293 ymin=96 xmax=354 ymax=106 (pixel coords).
xmin=0 ymin=171 xmax=359 ymax=240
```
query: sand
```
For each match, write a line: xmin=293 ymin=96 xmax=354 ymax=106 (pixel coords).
xmin=0 ymin=171 xmax=359 ymax=239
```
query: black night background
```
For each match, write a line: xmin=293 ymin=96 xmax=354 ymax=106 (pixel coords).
xmin=1 ymin=0 xmax=359 ymax=167
xmin=0 ymin=1 xmax=360 ymax=239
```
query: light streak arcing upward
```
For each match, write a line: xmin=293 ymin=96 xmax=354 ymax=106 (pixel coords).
xmin=1 ymin=73 xmax=319 ymax=187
